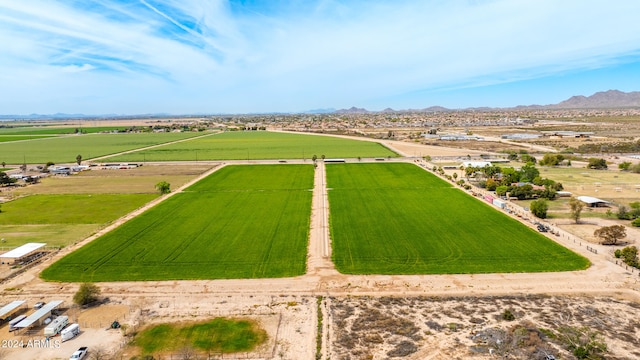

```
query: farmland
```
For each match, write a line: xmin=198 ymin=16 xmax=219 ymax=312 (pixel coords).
xmin=326 ymin=163 xmax=590 ymax=274
xmin=0 ymin=194 xmax=156 ymax=248
xmin=13 ymin=163 xmax=211 ymax=195
xmin=0 ymin=126 xmax=129 ymax=135
xmin=103 ymin=131 xmax=398 ymax=162
xmin=41 ymin=164 xmax=314 ymax=282
xmin=0 ymin=132 xmax=203 ymax=164
xmin=133 ymin=318 xmax=267 ymax=355
xmin=0 ymin=135 xmax=55 ymax=143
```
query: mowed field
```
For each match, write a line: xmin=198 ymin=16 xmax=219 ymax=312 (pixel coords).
xmin=103 ymin=131 xmax=398 ymax=162
xmin=0 ymin=132 xmax=203 ymax=164
xmin=0 ymin=126 xmax=129 ymax=135
xmin=0 ymin=135 xmax=55 ymax=143
xmin=41 ymin=165 xmax=314 ymax=282
xmin=326 ymin=163 xmax=590 ymax=274
xmin=0 ymin=194 xmax=156 ymax=248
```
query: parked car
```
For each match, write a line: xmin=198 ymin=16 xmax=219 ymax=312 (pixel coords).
xmin=34 ymin=302 xmax=45 ymax=309
xmin=69 ymin=347 xmax=88 ymax=360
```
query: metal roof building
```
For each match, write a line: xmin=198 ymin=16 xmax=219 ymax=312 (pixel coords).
xmin=0 ymin=243 xmax=46 ymax=264
xmin=13 ymin=300 xmax=63 ymax=330
xmin=0 ymin=300 xmax=26 ymax=319
xmin=576 ymin=196 xmax=610 ymax=207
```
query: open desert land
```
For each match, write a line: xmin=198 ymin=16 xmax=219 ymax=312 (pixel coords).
xmin=1 ymin=129 xmax=640 ymax=359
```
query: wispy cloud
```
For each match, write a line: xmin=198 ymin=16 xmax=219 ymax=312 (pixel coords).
xmin=1 ymin=0 xmax=639 ymax=113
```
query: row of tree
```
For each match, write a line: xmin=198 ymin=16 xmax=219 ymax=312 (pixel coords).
xmin=466 ymin=164 xmax=563 ymax=200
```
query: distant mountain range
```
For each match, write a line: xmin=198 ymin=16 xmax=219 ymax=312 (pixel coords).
xmin=333 ymin=90 xmax=640 ymax=113
xmin=2 ymin=90 xmax=639 ymax=119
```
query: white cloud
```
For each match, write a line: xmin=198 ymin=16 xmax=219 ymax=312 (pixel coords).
xmin=1 ymin=0 xmax=640 ymax=113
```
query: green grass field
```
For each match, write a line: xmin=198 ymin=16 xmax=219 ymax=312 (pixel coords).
xmin=0 ymin=132 xmax=203 ymax=164
xmin=0 ymin=194 xmax=156 ymax=248
xmin=326 ymin=163 xmax=590 ymax=274
xmin=133 ymin=318 xmax=267 ymax=355
xmin=103 ymin=131 xmax=398 ymax=161
xmin=41 ymin=164 xmax=314 ymax=281
xmin=0 ymin=126 xmax=130 ymax=135
xmin=0 ymin=135 xmax=56 ymax=143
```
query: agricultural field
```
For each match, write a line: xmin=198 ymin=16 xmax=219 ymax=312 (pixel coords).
xmin=0 ymin=135 xmax=55 ymax=143
xmin=0 ymin=132 xmax=204 ymax=164
xmin=12 ymin=164 xmax=212 ymax=195
xmin=41 ymin=164 xmax=314 ymax=282
xmin=326 ymin=163 xmax=590 ymax=274
xmin=103 ymin=131 xmax=398 ymax=162
xmin=538 ymin=166 xmax=640 ymax=207
xmin=0 ymin=126 xmax=130 ymax=135
xmin=0 ymin=194 xmax=156 ymax=248
xmin=132 ymin=318 xmax=267 ymax=356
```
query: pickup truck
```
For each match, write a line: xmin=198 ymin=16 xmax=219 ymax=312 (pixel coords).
xmin=69 ymin=347 xmax=88 ymax=360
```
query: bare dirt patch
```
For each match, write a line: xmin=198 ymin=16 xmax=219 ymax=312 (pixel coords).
xmin=327 ymin=295 xmax=640 ymax=360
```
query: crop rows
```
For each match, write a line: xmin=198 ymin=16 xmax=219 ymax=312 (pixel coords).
xmin=104 ymin=131 xmax=398 ymax=162
xmin=326 ymin=163 xmax=589 ymax=274
xmin=41 ymin=165 xmax=314 ymax=281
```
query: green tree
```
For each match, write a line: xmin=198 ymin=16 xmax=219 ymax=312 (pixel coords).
xmin=495 ymin=185 xmax=509 ymax=196
xmin=75 ymin=154 xmax=82 ymax=165
xmin=321 ymin=154 xmax=326 ymax=160
xmin=617 ymin=205 xmax=631 ymax=220
xmin=520 ymin=153 xmax=536 ymax=164
xmin=452 ymin=172 xmax=458 ymax=181
xmin=587 ymin=158 xmax=607 ymax=170
xmin=530 ymin=199 xmax=548 ymax=219
xmin=0 ymin=172 xmax=16 ymax=185
xmin=594 ymin=225 xmax=627 ymax=245
xmin=619 ymin=246 xmax=638 ymax=267
xmin=509 ymin=184 xmax=533 ymax=200
xmin=155 ymin=181 xmax=171 ymax=194
xmin=1 ymin=161 xmax=5 ymax=168
xmin=312 ymin=154 xmax=317 ymax=162
xmin=629 ymin=202 xmax=640 ymax=219
xmin=619 ymin=161 xmax=632 ymax=171
xmin=540 ymin=153 xmax=564 ymax=166
xmin=73 ymin=283 xmax=101 ymax=306
xmin=568 ymin=197 xmax=585 ymax=224
xmin=519 ymin=164 xmax=540 ymax=182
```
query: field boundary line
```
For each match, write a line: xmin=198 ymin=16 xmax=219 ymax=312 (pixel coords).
xmin=88 ymin=131 xmax=221 ymax=161
xmin=33 ymin=163 xmax=225 ymax=270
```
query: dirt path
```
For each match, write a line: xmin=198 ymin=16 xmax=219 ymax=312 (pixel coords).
xmin=306 ymin=161 xmax=338 ymax=278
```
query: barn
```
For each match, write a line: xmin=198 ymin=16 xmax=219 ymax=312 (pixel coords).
xmin=576 ymin=196 xmax=610 ymax=208
xmin=0 ymin=242 xmax=47 ymax=265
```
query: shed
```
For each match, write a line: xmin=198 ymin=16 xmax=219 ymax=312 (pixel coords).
xmin=0 ymin=243 xmax=46 ymax=265
xmin=0 ymin=300 xmax=26 ymax=320
xmin=462 ymin=161 xmax=492 ymax=168
xmin=13 ymin=300 xmax=63 ymax=330
xmin=576 ymin=196 xmax=610 ymax=207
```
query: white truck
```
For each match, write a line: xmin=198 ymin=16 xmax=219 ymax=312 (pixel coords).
xmin=69 ymin=346 xmax=88 ymax=360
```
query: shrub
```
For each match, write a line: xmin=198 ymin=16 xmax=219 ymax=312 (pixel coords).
xmin=530 ymin=199 xmax=548 ymax=219
xmin=587 ymin=158 xmax=607 ymax=170
xmin=73 ymin=283 xmax=101 ymax=306
xmin=502 ymin=309 xmax=515 ymax=321
xmin=632 ymin=218 xmax=640 ymax=227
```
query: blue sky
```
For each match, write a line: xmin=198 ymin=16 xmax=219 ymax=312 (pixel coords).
xmin=1 ymin=0 xmax=640 ymax=115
